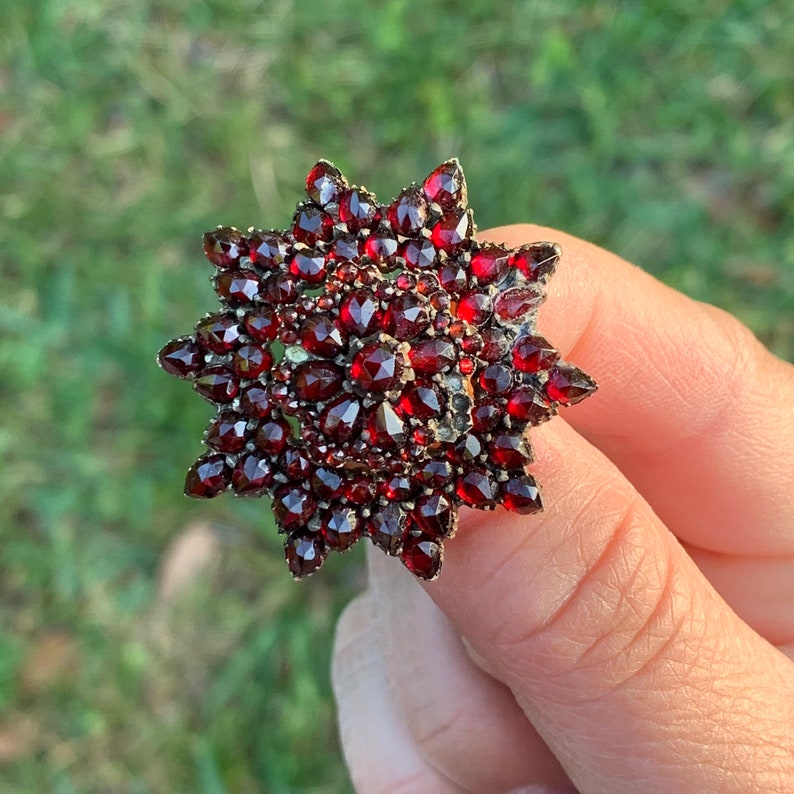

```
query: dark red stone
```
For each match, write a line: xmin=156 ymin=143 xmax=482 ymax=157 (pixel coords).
xmin=319 ymin=395 xmax=362 ymax=442
xmin=506 ymin=386 xmax=553 ymax=424
xmin=215 ymin=270 xmax=261 ymax=304
xmin=292 ymin=204 xmax=333 ymax=245
xmin=292 ymin=361 xmax=344 ymax=402
xmin=471 ymin=401 xmax=503 ymax=433
xmin=457 ymin=291 xmax=492 ymax=326
xmin=344 ymin=475 xmax=377 ymax=505
xmin=263 ymin=273 xmax=299 ymax=304
xmin=249 ymin=231 xmax=289 ymax=269
xmin=402 ymin=238 xmax=436 ymax=269
xmin=413 ymin=493 xmax=454 ymax=538
xmin=185 ymin=454 xmax=231 ymax=498
xmin=239 ymin=384 xmax=272 ymax=419
xmin=367 ymin=402 xmax=406 ymax=448
xmin=350 ymin=343 xmax=402 ymax=393
xmin=363 ymin=232 xmax=399 ymax=264
xmin=423 ymin=160 xmax=466 ymax=209
xmin=431 ymin=209 xmax=472 ymax=253
xmin=387 ymin=185 xmax=429 ymax=236
xmin=437 ymin=262 xmax=468 ymax=294
xmin=299 ymin=315 xmax=348 ymax=357
xmin=231 ymin=344 xmax=273 ymax=379
xmin=311 ymin=467 xmax=345 ymax=499
xmin=455 ymin=468 xmax=496 ymax=507
xmin=193 ymin=366 xmax=239 ymax=403
xmin=470 ymin=245 xmax=510 ymax=285
xmin=408 ymin=338 xmax=457 ymax=373
xmin=232 ymin=453 xmax=274 ymax=495
xmin=206 ymin=412 xmax=249 ymax=452
xmin=339 ymin=188 xmax=380 ymax=231
xmin=401 ymin=532 xmax=442 ymax=580
xmin=478 ymin=363 xmax=513 ymax=396
xmin=203 ymin=227 xmax=246 ymax=268
xmin=367 ymin=504 xmax=406 ymax=555
xmin=329 ymin=234 xmax=360 ymax=262
xmin=489 ymin=433 xmax=531 ymax=469
xmin=449 ymin=433 xmax=482 ymax=463
xmin=243 ymin=308 xmax=279 ymax=342
xmin=321 ymin=507 xmax=361 ymax=551
xmin=511 ymin=243 xmax=560 ymax=281
xmin=501 ymin=474 xmax=543 ymax=515
xmin=272 ymin=485 xmax=317 ymax=530
xmin=279 ymin=447 xmax=313 ymax=479
xmin=306 ymin=160 xmax=346 ymax=206
xmin=382 ymin=474 xmax=415 ymax=501
xmin=289 ymin=249 xmax=328 ymax=283
xmin=416 ymin=459 xmax=453 ymax=487
xmin=494 ymin=286 xmax=541 ymax=321
xmin=255 ymin=418 xmax=291 ymax=456
xmin=545 ymin=365 xmax=597 ymax=405
xmin=195 ymin=313 xmax=243 ymax=354
xmin=383 ymin=294 xmax=430 ymax=341
xmin=285 ymin=531 xmax=326 ymax=579
xmin=398 ymin=381 xmax=444 ymax=419
xmin=479 ymin=327 xmax=509 ymax=362
xmin=512 ymin=335 xmax=559 ymax=373
xmin=158 ymin=338 xmax=203 ymax=379
xmin=339 ymin=289 xmax=381 ymax=336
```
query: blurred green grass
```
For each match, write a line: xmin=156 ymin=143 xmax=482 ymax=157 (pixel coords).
xmin=0 ymin=1 xmax=792 ymax=791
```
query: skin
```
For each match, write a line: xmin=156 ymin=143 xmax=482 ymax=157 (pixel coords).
xmin=331 ymin=225 xmax=794 ymax=794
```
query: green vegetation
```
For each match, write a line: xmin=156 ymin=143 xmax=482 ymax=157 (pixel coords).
xmin=1 ymin=1 xmax=792 ymax=791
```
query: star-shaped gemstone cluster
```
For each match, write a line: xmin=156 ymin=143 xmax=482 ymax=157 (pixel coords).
xmin=157 ymin=160 xmax=596 ymax=580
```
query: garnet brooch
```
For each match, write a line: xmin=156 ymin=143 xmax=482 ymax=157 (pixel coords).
xmin=157 ymin=160 xmax=596 ymax=580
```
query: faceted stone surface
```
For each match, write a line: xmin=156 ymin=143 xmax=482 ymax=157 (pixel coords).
xmin=501 ymin=474 xmax=543 ymax=515
xmin=339 ymin=188 xmax=379 ymax=231
xmin=383 ymin=294 xmax=430 ymax=340
xmin=289 ymin=249 xmax=327 ymax=282
xmin=494 ymin=287 xmax=541 ymax=321
xmin=470 ymin=245 xmax=509 ymax=285
xmin=244 ymin=308 xmax=279 ymax=341
xmin=423 ymin=160 xmax=466 ymax=209
xmin=457 ymin=291 xmax=492 ymax=326
xmin=350 ymin=343 xmax=401 ymax=393
xmin=239 ymin=384 xmax=272 ymax=419
xmin=455 ymin=468 xmax=497 ymax=507
xmin=398 ymin=381 xmax=443 ymax=419
xmin=193 ymin=367 xmax=239 ymax=403
xmin=285 ymin=531 xmax=326 ymax=579
xmin=489 ymin=433 xmax=531 ymax=469
xmin=292 ymin=205 xmax=333 ymax=245
xmin=431 ymin=209 xmax=471 ymax=253
xmin=513 ymin=335 xmax=559 ymax=373
xmin=511 ymin=243 xmax=560 ymax=281
xmin=272 ymin=485 xmax=317 ymax=530
xmin=232 ymin=453 xmax=274 ymax=495
xmin=478 ymin=363 xmax=513 ymax=396
xmin=255 ymin=418 xmax=291 ymax=456
xmin=231 ymin=344 xmax=273 ymax=379
xmin=319 ymin=395 xmax=362 ymax=442
xmin=203 ymin=227 xmax=246 ymax=268
xmin=413 ymin=493 xmax=454 ymax=538
xmin=292 ymin=361 xmax=344 ymax=402
xmin=185 ymin=454 xmax=231 ymax=498
xmin=402 ymin=238 xmax=436 ymax=269
xmin=158 ymin=338 xmax=203 ymax=379
xmin=339 ymin=289 xmax=380 ymax=336
xmin=321 ymin=507 xmax=361 ymax=551
xmin=506 ymin=387 xmax=553 ymax=424
xmin=545 ymin=365 xmax=598 ymax=405
xmin=305 ymin=160 xmax=346 ymax=206
xmin=408 ymin=338 xmax=456 ymax=373
xmin=367 ymin=504 xmax=405 ymax=555
xmin=195 ymin=314 xmax=243 ymax=354
xmin=299 ymin=315 xmax=347 ymax=357
xmin=206 ymin=413 xmax=249 ymax=452
xmin=367 ymin=402 xmax=406 ymax=448
xmin=401 ymin=532 xmax=442 ymax=580
xmin=215 ymin=270 xmax=261 ymax=304
xmin=388 ymin=185 xmax=429 ymax=236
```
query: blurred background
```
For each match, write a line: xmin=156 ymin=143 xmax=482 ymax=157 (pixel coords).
xmin=1 ymin=1 xmax=792 ymax=791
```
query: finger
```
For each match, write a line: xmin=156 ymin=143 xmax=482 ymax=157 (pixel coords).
xmin=332 ymin=594 xmax=468 ymax=794
xmin=482 ymin=225 xmax=794 ymax=556
xmin=425 ymin=420 xmax=794 ymax=793
xmin=366 ymin=547 xmax=571 ymax=792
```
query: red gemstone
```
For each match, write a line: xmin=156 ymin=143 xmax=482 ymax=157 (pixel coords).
xmin=408 ymin=338 xmax=457 ymax=373
xmin=285 ymin=531 xmax=326 ymax=579
xmin=329 ymin=234 xmax=360 ymax=261
xmin=455 ymin=468 xmax=496 ymax=507
xmin=367 ymin=402 xmax=406 ymax=448
xmin=398 ymin=380 xmax=444 ymax=419
xmin=215 ymin=270 xmax=261 ymax=304
xmin=456 ymin=291 xmax=492 ymax=326
xmin=292 ymin=204 xmax=333 ymax=245
xmin=193 ymin=366 xmax=239 ymax=403
xmin=339 ymin=188 xmax=380 ymax=231
xmin=185 ymin=454 xmax=231 ymax=498
xmin=272 ymin=485 xmax=317 ymax=530
xmin=321 ymin=507 xmax=361 ymax=551
xmin=203 ymin=227 xmax=246 ymax=268
xmin=249 ymin=231 xmax=289 ymax=269
xmin=384 ymin=294 xmax=430 ymax=341
xmin=512 ymin=335 xmax=559 ymax=373
xmin=437 ymin=262 xmax=468 ymax=294
xmin=278 ymin=447 xmax=312 ymax=479
xmin=450 ymin=433 xmax=482 ymax=463
xmin=239 ymin=383 xmax=272 ymax=419
xmin=292 ymin=361 xmax=344 ymax=402
xmin=501 ymin=474 xmax=543 ymax=515
xmin=367 ymin=504 xmax=406 ymax=555
xmin=471 ymin=400 xmax=502 ymax=433
xmin=489 ymin=433 xmax=531 ymax=469
xmin=255 ymin=418 xmax=291 ymax=456
xmin=289 ymin=249 xmax=328 ymax=283
xmin=232 ymin=453 xmax=274 ymax=495
xmin=350 ymin=343 xmax=402 ymax=392
xmin=417 ymin=459 xmax=453 ymax=487
xmin=479 ymin=327 xmax=509 ymax=362
xmin=494 ymin=286 xmax=541 ymax=321
xmin=339 ymin=289 xmax=381 ymax=336
xmin=298 ymin=315 xmax=348 ymax=357
xmin=413 ymin=493 xmax=454 ymax=538
xmin=382 ymin=474 xmax=415 ymax=501
xmin=470 ymin=245 xmax=509 ymax=285
xmin=206 ymin=412 xmax=249 ymax=452
xmin=231 ymin=344 xmax=273 ymax=379
xmin=363 ymin=232 xmax=399 ymax=264
xmin=431 ymin=209 xmax=472 ymax=253
xmin=195 ymin=313 xmax=243 ymax=354
xmin=511 ymin=243 xmax=560 ymax=281
xmin=478 ymin=363 xmax=513 ymax=396
xmin=311 ymin=467 xmax=345 ymax=499
xmin=158 ymin=337 xmax=203 ymax=379
xmin=305 ymin=160 xmax=346 ymax=207
xmin=401 ymin=532 xmax=442 ymax=580
xmin=243 ymin=307 xmax=279 ymax=342
xmin=319 ymin=395 xmax=362 ymax=442
xmin=423 ymin=160 xmax=466 ymax=209
xmin=344 ymin=475 xmax=377 ymax=505
xmin=545 ymin=365 xmax=597 ymax=405
xmin=401 ymin=238 xmax=436 ymax=269
xmin=263 ymin=273 xmax=298 ymax=304
xmin=506 ymin=386 xmax=553 ymax=424
xmin=387 ymin=185 xmax=429 ymax=236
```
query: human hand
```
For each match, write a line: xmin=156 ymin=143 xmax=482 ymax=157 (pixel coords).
xmin=331 ymin=225 xmax=794 ymax=794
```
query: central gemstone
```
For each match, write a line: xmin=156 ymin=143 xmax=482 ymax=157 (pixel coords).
xmin=350 ymin=343 xmax=401 ymax=393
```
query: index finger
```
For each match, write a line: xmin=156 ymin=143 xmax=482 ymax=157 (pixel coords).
xmin=483 ymin=225 xmax=794 ymax=556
